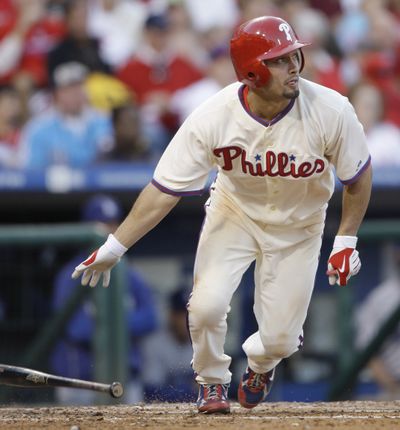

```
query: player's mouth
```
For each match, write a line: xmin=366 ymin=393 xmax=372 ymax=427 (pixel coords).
xmin=285 ymin=77 xmax=299 ymax=88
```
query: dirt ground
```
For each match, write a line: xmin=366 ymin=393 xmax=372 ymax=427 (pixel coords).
xmin=0 ymin=401 xmax=399 ymax=430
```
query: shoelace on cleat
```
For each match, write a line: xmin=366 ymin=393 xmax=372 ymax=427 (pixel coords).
xmin=203 ymin=384 xmax=228 ymax=400
xmin=247 ymin=371 xmax=268 ymax=389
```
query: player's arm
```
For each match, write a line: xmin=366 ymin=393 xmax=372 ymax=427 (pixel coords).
xmin=327 ymin=164 xmax=372 ymax=286
xmin=113 ymin=182 xmax=181 ymax=248
xmin=72 ymin=183 xmax=181 ymax=287
xmin=337 ymin=164 xmax=372 ymax=236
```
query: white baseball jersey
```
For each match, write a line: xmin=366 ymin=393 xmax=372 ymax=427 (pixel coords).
xmin=153 ymin=79 xmax=370 ymax=226
xmin=153 ymin=79 xmax=371 ymax=384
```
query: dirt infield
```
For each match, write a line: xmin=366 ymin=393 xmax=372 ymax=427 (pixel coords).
xmin=0 ymin=401 xmax=399 ymax=430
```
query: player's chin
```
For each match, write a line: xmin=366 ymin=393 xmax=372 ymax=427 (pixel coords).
xmin=283 ymin=88 xmax=300 ymax=99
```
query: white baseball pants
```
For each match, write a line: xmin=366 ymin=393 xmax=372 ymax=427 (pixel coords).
xmin=188 ymin=200 xmax=324 ymax=384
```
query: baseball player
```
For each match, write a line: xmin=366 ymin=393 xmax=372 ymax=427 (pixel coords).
xmin=72 ymin=16 xmax=372 ymax=414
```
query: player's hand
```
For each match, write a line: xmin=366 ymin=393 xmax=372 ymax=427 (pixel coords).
xmin=326 ymin=235 xmax=360 ymax=286
xmin=71 ymin=234 xmax=127 ymax=287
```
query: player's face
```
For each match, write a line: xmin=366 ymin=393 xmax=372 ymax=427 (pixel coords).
xmin=262 ymin=50 xmax=301 ymax=100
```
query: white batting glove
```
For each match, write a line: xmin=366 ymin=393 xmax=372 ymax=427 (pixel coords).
xmin=326 ymin=236 xmax=361 ymax=287
xmin=71 ymin=234 xmax=127 ymax=287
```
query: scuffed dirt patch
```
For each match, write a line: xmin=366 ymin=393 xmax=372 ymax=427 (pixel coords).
xmin=0 ymin=401 xmax=399 ymax=429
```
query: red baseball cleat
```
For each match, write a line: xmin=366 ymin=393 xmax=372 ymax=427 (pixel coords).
xmin=197 ymin=383 xmax=230 ymax=414
xmin=238 ymin=367 xmax=275 ymax=409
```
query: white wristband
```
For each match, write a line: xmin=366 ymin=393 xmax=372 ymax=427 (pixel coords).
xmin=104 ymin=233 xmax=128 ymax=257
xmin=333 ymin=235 xmax=358 ymax=249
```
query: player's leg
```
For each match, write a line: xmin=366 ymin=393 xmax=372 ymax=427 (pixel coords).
xmin=188 ymin=205 xmax=258 ymax=412
xmin=239 ymin=223 xmax=323 ymax=407
xmin=189 ymin=206 xmax=258 ymax=383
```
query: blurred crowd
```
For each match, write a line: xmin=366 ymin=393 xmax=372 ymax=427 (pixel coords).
xmin=0 ymin=1 xmax=399 ymax=403
xmin=0 ymin=0 xmax=399 ymax=172
xmin=49 ymin=193 xmax=196 ymax=404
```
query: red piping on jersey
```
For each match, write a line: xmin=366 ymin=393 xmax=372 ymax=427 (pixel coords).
xmin=151 ymin=178 xmax=205 ymax=196
xmin=340 ymin=155 xmax=371 ymax=185
xmin=242 ymin=85 xmax=251 ymax=111
xmin=239 ymin=84 xmax=295 ymax=127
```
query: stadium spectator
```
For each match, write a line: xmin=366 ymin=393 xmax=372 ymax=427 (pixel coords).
xmin=142 ymin=286 xmax=197 ymax=402
xmin=237 ymin=0 xmax=280 ymax=23
xmin=0 ymin=85 xmax=24 ymax=168
xmin=354 ymin=244 xmax=400 ymax=400
xmin=116 ymin=12 xmax=203 ymax=156
xmin=20 ymin=61 xmax=113 ymax=170
xmin=361 ymin=1 xmax=400 ymax=126
xmin=116 ymin=13 xmax=203 ymax=105
xmin=50 ymin=194 xmax=158 ymax=405
xmin=333 ymin=0 xmax=400 ymax=119
xmin=359 ymin=51 xmax=400 ymax=128
xmin=170 ymin=45 xmax=236 ymax=124
xmin=87 ymin=0 xmax=148 ymax=69
xmin=0 ymin=0 xmax=66 ymax=124
xmin=308 ymin=0 xmax=342 ymax=18
xmin=348 ymin=81 xmax=400 ymax=167
xmin=182 ymin=0 xmax=240 ymax=65
xmin=184 ymin=0 xmax=239 ymax=33
xmin=47 ymin=0 xmax=110 ymax=87
xmin=101 ymin=102 xmax=152 ymax=162
xmin=0 ymin=0 xmax=66 ymax=87
xmin=165 ymin=1 xmax=209 ymax=69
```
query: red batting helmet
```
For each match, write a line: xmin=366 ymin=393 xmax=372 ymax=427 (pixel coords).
xmin=230 ymin=16 xmax=310 ymax=88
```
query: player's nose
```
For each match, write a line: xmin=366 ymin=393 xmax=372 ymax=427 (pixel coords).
xmin=288 ymin=51 xmax=301 ymax=73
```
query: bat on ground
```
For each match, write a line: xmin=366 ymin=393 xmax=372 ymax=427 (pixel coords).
xmin=0 ymin=364 xmax=123 ymax=398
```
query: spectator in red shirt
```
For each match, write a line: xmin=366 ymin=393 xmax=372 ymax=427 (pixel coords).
xmin=360 ymin=51 xmax=400 ymax=128
xmin=116 ymin=13 xmax=203 ymax=156
xmin=0 ymin=0 xmax=66 ymax=88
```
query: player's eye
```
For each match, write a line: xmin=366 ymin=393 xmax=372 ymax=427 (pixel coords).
xmin=264 ymin=51 xmax=300 ymax=67
xmin=270 ymin=57 xmax=287 ymax=65
xmin=264 ymin=57 xmax=289 ymax=66
xmin=292 ymin=52 xmax=301 ymax=65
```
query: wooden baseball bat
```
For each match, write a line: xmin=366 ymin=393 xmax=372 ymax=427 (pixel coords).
xmin=0 ymin=364 xmax=123 ymax=398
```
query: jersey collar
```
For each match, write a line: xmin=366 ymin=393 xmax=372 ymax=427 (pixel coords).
xmin=238 ymin=84 xmax=295 ymax=127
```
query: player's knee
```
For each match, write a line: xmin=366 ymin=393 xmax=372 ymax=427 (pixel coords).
xmin=261 ymin=334 xmax=300 ymax=360
xmin=188 ymin=292 xmax=229 ymax=326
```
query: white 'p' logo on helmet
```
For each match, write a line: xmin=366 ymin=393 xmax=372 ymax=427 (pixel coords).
xmin=279 ymin=23 xmax=292 ymax=41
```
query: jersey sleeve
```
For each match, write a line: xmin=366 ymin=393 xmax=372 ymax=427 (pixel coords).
xmin=325 ymin=100 xmax=371 ymax=184
xmin=152 ymin=116 xmax=214 ymax=196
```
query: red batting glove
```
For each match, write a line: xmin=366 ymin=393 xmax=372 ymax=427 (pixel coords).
xmin=326 ymin=236 xmax=361 ymax=286
xmin=71 ymin=234 xmax=127 ymax=287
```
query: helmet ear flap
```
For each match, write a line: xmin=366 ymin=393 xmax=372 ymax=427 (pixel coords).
xmin=242 ymin=70 xmax=258 ymax=88
xmin=244 ymin=61 xmax=271 ymax=88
